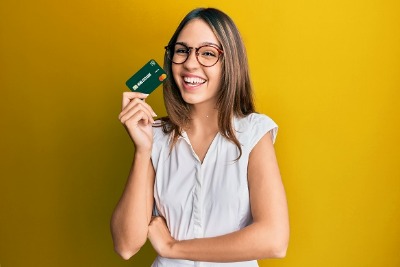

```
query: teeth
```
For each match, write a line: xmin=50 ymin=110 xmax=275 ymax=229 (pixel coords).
xmin=183 ymin=77 xmax=206 ymax=84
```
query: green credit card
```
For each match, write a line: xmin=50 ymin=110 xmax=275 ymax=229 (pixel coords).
xmin=125 ymin=59 xmax=167 ymax=94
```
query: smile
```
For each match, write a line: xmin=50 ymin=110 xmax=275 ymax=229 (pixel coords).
xmin=183 ymin=76 xmax=206 ymax=86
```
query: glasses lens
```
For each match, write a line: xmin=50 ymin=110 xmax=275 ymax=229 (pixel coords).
xmin=167 ymin=44 xmax=222 ymax=66
xmin=197 ymin=46 xmax=220 ymax=67
xmin=171 ymin=43 xmax=189 ymax=64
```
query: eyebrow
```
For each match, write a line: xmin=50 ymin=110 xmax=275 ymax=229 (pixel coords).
xmin=176 ymin=41 xmax=222 ymax=48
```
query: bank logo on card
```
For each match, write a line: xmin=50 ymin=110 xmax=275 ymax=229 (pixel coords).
xmin=126 ymin=59 xmax=167 ymax=94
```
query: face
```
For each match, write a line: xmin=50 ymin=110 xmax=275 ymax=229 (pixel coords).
xmin=172 ymin=19 xmax=223 ymax=108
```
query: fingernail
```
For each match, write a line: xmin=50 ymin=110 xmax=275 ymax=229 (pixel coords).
xmin=152 ymin=112 xmax=157 ymax=117
xmin=142 ymin=93 xmax=149 ymax=97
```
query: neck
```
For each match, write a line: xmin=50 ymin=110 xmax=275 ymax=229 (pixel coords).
xmin=186 ymin=105 xmax=219 ymax=133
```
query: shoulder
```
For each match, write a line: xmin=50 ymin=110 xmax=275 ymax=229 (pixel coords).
xmin=240 ymin=113 xmax=277 ymax=127
xmin=235 ymin=113 xmax=279 ymax=150
xmin=152 ymin=120 xmax=171 ymax=145
xmin=151 ymin=120 xmax=172 ymax=165
xmin=235 ymin=113 xmax=278 ymax=141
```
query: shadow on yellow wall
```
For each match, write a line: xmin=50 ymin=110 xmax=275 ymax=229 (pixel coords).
xmin=1 ymin=0 xmax=399 ymax=266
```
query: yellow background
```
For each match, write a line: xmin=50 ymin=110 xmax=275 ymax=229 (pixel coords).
xmin=1 ymin=0 xmax=399 ymax=266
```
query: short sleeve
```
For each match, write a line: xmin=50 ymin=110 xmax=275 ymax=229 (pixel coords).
xmin=151 ymin=121 xmax=167 ymax=168
xmin=248 ymin=113 xmax=278 ymax=150
xmin=152 ymin=120 xmax=164 ymax=144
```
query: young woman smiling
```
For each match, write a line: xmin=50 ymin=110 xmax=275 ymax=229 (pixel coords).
xmin=111 ymin=8 xmax=289 ymax=267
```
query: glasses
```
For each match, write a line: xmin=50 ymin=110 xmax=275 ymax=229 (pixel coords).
xmin=165 ymin=42 xmax=224 ymax=67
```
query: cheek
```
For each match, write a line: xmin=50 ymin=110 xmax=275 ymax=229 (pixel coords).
xmin=171 ymin=65 xmax=181 ymax=84
xmin=210 ymin=69 xmax=223 ymax=89
xmin=171 ymin=64 xmax=178 ymax=74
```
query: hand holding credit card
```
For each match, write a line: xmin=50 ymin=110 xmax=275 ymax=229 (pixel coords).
xmin=125 ymin=59 xmax=167 ymax=94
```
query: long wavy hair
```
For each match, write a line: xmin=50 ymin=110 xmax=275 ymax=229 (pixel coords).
xmin=160 ymin=8 xmax=255 ymax=159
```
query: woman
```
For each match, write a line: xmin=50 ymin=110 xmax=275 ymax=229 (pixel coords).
xmin=111 ymin=7 xmax=289 ymax=266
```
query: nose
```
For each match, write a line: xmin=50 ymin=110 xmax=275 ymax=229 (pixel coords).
xmin=183 ymin=49 xmax=200 ymax=69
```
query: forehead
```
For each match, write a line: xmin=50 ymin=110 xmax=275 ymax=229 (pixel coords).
xmin=176 ymin=18 xmax=220 ymax=46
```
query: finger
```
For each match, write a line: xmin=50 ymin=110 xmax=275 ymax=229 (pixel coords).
xmin=122 ymin=97 xmax=157 ymax=117
xmin=120 ymin=105 xmax=154 ymax=125
xmin=119 ymin=97 xmax=157 ymax=120
xmin=120 ymin=109 xmax=153 ymax=127
xmin=120 ymin=96 xmax=155 ymax=117
xmin=122 ymin=92 xmax=149 ymax=110
xmin=120 ymin=101 xmax=155 ymax=124
xmin=123 ymin=110 xmax=151 ymax=128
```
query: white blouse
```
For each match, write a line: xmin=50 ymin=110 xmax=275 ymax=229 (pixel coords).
xmin=150 ymin=113 xmax=278 ymax=267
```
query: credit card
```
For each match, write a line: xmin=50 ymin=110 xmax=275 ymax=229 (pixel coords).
xmin=125 ymin=59 xmax=167 ymax=94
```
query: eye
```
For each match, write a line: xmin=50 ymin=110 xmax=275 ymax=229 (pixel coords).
xmin=202 ymin=51 xmax=216 ymax=57
xmin=199 ymin=46 xmax=219 ymax=58
xmin=175 ymin=48 xmax=188 ymax=54
xmin=174 ymin=44 xmax=189 ymax=55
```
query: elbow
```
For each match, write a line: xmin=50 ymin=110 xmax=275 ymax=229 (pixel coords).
xmin=269 ymin=232 xmax=289 ymax=259
xmin=259 ymin=232 xmax=289 ymax=259
xmin=271 ymin=236 xmax=289 ymax=258
xmin=114 ymin=244 xmax=141 ymax=260
xmin=110 ymin=221 xmax=147 ymax=260
xmin=270 ymin=243 xmax=288 ymax=258
xmin=111 ymin=232 xmax=147 ymax=260
xmin=260 ymin=242 xmax=288 ymax=259
xmin=267 ymin=224 xmax=290 ymax=259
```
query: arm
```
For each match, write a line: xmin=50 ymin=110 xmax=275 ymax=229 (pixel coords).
xmin=148 ymin=131 xmax=290 ymax=262
xmin=110 ymin=92 xmax=157 ymax=260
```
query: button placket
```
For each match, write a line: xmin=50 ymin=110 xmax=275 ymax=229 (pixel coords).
xmin=192 ymin=163 xmax=203 ymax=238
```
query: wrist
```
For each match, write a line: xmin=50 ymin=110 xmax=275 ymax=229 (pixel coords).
xmin=134 ymin=148 xmax=152 ymax=159
xmin=166 ymin=239 xmax=181 ymax=259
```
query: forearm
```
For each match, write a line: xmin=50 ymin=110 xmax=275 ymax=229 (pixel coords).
xmin=168 ymin=222 xmax=288 ymax=262
xmin=111 ymin=151 xmax=153 ymax=258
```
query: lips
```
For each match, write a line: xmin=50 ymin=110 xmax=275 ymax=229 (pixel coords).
xmin=183 ymin=76 xmax=206 ymax=87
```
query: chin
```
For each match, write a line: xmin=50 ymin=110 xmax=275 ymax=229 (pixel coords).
xmin=180 ymin=95 xmax=200 ymax=105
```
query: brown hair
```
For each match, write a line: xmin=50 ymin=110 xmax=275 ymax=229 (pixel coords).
xmin=160 ymin=8 xmax=255 ymax=159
